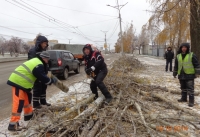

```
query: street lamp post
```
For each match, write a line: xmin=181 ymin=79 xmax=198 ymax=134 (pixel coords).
xmin=107 ymin=0 xmax=128 ymax=55
xmin=101 ymin=30 xmax=108 ymax=54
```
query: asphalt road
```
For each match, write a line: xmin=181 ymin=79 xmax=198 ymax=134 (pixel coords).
xmin=0 ymin=53 xmax=119 ymax=120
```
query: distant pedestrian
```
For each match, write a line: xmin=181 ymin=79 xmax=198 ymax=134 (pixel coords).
xmin=173 ymin=43 xmax=200 ymax=107
xmin=164 ymin=46 xmax=174 ymax=72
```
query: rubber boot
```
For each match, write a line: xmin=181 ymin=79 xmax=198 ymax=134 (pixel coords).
xmin=177 ymin=92 xmax=187 ymax=102
xmin=8 ymin=122 xmax=22 ymax=131
xmin=33 ymin=99 xmax=41 ymax=109
xmin=41 ymin=100 xmax=51 ymax=106
xmin=24 ymin=113 xmax=33 ymax=121
xmin=105 ymin=96 xmax=113 ymax=104
xmin=188 ymin=94 xmax=194 ymax=107
xmin=33 ymin=103 xmax=42 ymax=109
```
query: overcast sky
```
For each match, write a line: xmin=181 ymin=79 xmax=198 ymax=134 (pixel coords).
xmin=0 ymin=0 xmax=152 ymax=49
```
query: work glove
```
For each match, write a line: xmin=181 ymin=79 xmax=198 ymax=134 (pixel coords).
xmin=173 ymin=71 xmax=177 ymax=78
xmin=86 ymin=68 xmax=93 ymax=75
xmin=51 ymin=77 xmax=57 ymax=84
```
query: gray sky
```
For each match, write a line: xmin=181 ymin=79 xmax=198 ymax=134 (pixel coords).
xmin=0 ymin=0 xmax=151 ymax=49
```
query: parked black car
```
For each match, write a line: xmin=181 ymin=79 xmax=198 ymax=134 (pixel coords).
xmin=48 ymin=50 xmax=80 ymax=80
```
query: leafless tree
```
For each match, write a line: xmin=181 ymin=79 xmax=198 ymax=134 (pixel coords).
xmin=8 ymin=37 xmax=23 ymax=57
xmin=23 ymin=43 xmax=31 ymax=55
xmin=0 ymin=37 xmax=6 ymax=56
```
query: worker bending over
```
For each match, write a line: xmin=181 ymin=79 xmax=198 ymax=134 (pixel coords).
xmin=7 ymin=51 xmax=56 ymax=131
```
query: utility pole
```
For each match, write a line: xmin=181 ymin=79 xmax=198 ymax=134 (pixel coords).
xmin=107 ymin=0 xmax=128 ymax=55
xmin=101 ymin=30 xmax=108 ymax=54
xmin=101 ymin=30 xmax=108 ymax=44
xmin=67 ymin=38 xmax=72 ymax=44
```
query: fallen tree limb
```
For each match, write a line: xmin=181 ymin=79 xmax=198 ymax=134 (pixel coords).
xmin=56 ymin=94 xmax=95 ymax=121
xmin=87 ymin=120 xmax=101 ymax=137
xmin=136 ymin=89 xmax=200 ymax=118
xmin=134 ymin=101 xmax=155 ymax=137
xmin=130 ymin=82 xmax=200 ymax=96
xmin=52 ymin=75 xmax=69 ymax=93
xmin=141 ymin=108 xmax=188 ymax=136
xmin=80 ymin=120 xmax=94 ymax=137
xmin=128 ymin=111 xmax=198 ymax=122
xmin=59 ymin=91 xmax=114 ymax=135
xmin=115 ymin=90 xmax=122 ymax=107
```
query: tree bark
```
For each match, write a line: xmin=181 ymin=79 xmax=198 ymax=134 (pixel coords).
xmin=52 ymin=75 xmax=69 ymax=93
xmin=190 ymin=0 xmax=200 ymax=61
xmin=87 ymin=120 xmax=101 ymax=137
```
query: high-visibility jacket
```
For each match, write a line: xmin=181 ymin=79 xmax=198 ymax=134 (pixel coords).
xmin=177 ymin=52 xmax=195 ymax=75
xmin=8 ymin=58 xmax=43 ymax=89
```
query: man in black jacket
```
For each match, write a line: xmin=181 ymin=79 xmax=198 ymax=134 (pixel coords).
xmin=173 ymin=43 xmax=200 ymax=107
xmin=28 ymin=35 xmax=50 ymax=108
xmin=164 ymin=46 xmax=174 ymax=72
xmin=83 ymin=44 xmax=113 ymax=103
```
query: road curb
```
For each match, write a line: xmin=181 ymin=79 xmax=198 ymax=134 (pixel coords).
xmin=0 ymin=57 xmax=27 ymax=63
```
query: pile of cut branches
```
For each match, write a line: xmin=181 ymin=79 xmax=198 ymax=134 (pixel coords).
xmin=18 ymin=56 xmax=200 ymax=137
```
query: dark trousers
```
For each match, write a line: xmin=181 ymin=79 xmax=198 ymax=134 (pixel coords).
xmin=90 ymin=70 xmax=112 ymax=99
xmin=166 ymin=59 xmax=172 ymax=71
xmin=179 ymin=79 xmax=194 ymax=95
xmin=33 ymin=81 xmax=47 ymax=107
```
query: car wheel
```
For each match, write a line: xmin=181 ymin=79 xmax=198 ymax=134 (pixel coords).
xmin=63 ymin=68 xmax=69 ymax=80
xmin=74 ymin=65 xmax=80 ymax=74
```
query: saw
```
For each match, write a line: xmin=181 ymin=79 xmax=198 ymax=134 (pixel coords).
xmin=87 ymin=72 xmax=96 ymax=80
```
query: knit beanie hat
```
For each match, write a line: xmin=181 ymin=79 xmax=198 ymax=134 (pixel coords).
xmin=40 ymin=51 xmax=50 ymax=59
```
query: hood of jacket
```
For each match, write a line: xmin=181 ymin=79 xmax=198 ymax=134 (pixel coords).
xmin=82 ymin=44 xmax=93 ymax=59
xmin=35 ymin=36 xmax=49 ymax=52
xmin=167 ymin=46 xmax=172 ymax=51
xmin=178 ymin=43 xmax=190 ymax=54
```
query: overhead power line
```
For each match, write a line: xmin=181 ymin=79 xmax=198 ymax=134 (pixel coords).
xmin=26 ymin=0 xmax=117 ymax=17
xmin=107 ymin=20 xmax=119 ymax=40
xmin=0 ymin=25 xmax=37 ymax=35
xmin=0 ymin=12 xmax=106 ymax=40
xmin=5 ymin=0 xmax=107 ymax=45
xmin=77 ymin=18 xmax=118 ymax=27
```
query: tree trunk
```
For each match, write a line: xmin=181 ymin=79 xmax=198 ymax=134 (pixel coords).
xmin=190 ymin=0 xmax=200 ymax=61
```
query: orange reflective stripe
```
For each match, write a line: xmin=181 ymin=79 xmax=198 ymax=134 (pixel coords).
xmin=9 ymin=122 xmax=17 ymax=125
xmin=12 ymin=113 xmax=21 ymax=116
xmin=24 ymin=112 xmax=33 ymax=116
xmin=23 ymin=104 xmax=32 ymax=108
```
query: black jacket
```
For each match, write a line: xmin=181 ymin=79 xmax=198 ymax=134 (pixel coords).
xmin=164 ymin=49 xmax=174 ymax=60
xmin=28 ymin=36 xmax=49 ymax=73
xmin=173 ymin=43 xmax=200 ymax=80
xmin=7 ymin=57 xmax=51 ymax=92
xmin=83 ymin=45 xmax=107 ymax=75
